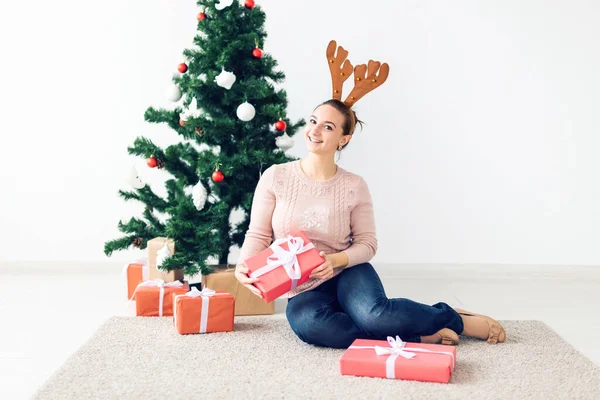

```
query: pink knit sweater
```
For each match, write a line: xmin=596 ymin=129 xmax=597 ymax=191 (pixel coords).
xmin=237 ymin=160 xmax=378 ymax=298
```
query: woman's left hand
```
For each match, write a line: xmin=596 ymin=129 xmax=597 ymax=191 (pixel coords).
xmin=309 ymin=251 xmax=335 ymax=280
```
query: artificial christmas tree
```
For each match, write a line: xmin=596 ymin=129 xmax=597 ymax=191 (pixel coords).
xmin=104 ymin=0 xmax=303 ymax=279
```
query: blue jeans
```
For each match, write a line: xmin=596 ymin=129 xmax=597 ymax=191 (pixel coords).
xmin=286 ymin=263 xmax=464 ymax=348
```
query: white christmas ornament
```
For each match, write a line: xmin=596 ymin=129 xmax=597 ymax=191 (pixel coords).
xmin=215 ymin=0 xmax=233 ymax=10
xmin=127 ymin=166 xmax=145 ymax=189
xmin=215 ymin=69 xmax=236 ymax=90
xmin=156 ymin=242 xmax=172 ymax=267
xmin=236 ymin=102 xmax=256 ymax=121
xmin=165 ymin=84 xmax=182 ymax=102
xmin=180 ymin=97 xmax=202 ymax=122
xmin=276 ymin=132 xmax=295 ymax=151
xmin=192 ymin=181 xmax=208 ymax=210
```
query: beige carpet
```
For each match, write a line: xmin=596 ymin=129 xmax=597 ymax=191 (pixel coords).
xmin=34 ymin=316 xmax=600 ymax=400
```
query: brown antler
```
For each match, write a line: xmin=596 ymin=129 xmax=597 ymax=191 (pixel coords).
xmin=326 ymin=40 xmax=354 ymax=101
xmin=343 ymin=60 xmax=390 ymax=107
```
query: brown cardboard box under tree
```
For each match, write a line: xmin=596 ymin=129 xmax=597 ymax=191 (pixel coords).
xmin=147 ymin=237 xmax=184 ymax=282
xmin=202 ymin=265 xmax=274 ymax=316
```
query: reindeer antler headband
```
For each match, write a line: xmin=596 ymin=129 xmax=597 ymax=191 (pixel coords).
xmin=326 ymin=40 xmax=390 ymax=108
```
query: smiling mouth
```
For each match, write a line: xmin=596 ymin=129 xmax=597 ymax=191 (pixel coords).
xmin=309 ymin=136 xmax=323 ymax=143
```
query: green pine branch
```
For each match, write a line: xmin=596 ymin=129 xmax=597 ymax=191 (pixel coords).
xmin=104 ymin=237 xmax=138 ymax=257
xmin=144 ymin=107 xmax=179 ymax=125
xmin=142 ymin=208 xmax=165 ymax=232
xmin=164 ymin=145 xmax=198 ymax=186
xmin=118 ymin=186 xmax=169 ymax=212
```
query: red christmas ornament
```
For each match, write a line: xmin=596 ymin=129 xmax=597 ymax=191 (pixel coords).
xmin=244 ymin=0 xmax=255 ymax=8
xmin=178 ymin=63 xmax=188 ymax=73
xmin=197 ymin=12 xmax=206 ymax=21
xmin=147 ymin=157 xmax=158 ymax=168
xmin=275 ymin=119 xmax=287 ymax=131
xmin=179 ymin=119 xmax=186 ymax=127
xmin=252 ymin=48 xmax=263 ymax=58
xmin=212 ymin=169 xmax=225 ymax=183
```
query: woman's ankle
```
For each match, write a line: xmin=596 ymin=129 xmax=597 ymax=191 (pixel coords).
xmin=420 ymin=333 xmax=440 ymax=344
xmin=420 ymin=328 xmax=459 ymax=345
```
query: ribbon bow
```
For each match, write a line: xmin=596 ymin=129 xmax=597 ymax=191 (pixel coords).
xmin=184 ymin=287 xmax=216 ymax=298
xmin=129 ymin=279 xmax=184 ymax=316
xmin=374 ymin=336 xmax=417 ymax=359
xmin=136 ymin=279 xmax=183 ymax=290
xmin=249 ymin=235 xmax=315 ymax=291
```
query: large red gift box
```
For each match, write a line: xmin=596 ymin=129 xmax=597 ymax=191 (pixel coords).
xmin=244 ymin=231 xmax=324 ymax=303
xmin=340 ymin=336 xmax=456 ymax=383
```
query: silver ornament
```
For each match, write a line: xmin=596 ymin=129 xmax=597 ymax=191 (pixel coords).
xmin=192 ymin=180 xmax=208 ymax=210
xmin=236 ymin=102 xmax=256 ymax=121
xmin=215 ymin=0 xmax=233 ymax=10
xmin=276 ymin=132 xmax=295 ymax=151
xmin=156 ymin=242 xmax=172 ymax=267
xmin=215 ymin=69 xmax=236 ymax=90
xmin=127 ymin=166 xmax=145 ymax=189
xmin=165 ymin=84 xmax=182 ymax=102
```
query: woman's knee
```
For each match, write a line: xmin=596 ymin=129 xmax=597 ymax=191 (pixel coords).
xmin=350 ymin=299 xmax=384 ymax=335
xmin=286 ymin=303 xmax=326 ymax=345
xmin=286 ymin=302 xmax=354 ymax=348
xmin=351 ymin=298 xmax=410 ymax=338
xmin=285 ymin=301 xmax=315 ymax=342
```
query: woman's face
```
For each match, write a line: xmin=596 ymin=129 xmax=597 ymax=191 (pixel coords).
xmin=304 ymin=105 xmax=349 ymax=155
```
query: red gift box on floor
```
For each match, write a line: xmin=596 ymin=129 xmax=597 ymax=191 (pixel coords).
xmin=123 ymin=258 xmax=148 ymax=300
xmin=245 ymin=231 xmax=325 ymax=303
xmin=340 ymin=336 xmax=456 ymax=383
xmin=134 ymin=279 xmax=189 ymax=317
xmin=173 ymin=287 xmax=235 ymax=335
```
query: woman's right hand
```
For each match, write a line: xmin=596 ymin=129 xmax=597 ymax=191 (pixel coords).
xmin=234 ymin=263 xmax=262 ymax=298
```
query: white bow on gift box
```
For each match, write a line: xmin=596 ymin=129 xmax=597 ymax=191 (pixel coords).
xmin=249 ymin=235 xmax=315 ymax=292
xmin=173 ymin=287 xmax=230 ymax=333
xmin=129 ymin=279 xmax=184 ymax=317
xmin=348 ymin=336 xmax=456 ymax=379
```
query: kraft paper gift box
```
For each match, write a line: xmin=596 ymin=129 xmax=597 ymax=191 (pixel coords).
xmin=340 ymin=336 xmax=456 ymax=383
xmin=123 ymin=258 xmax=148 ymax=300
xmin=147 ymin=237 xmax=184 ymax=282
xmin=202 ymin=266 xmax=274 ymax=316
xmin=244 ymin=231 xmax=325 ymax=303
xmin=134 ymin=279 xmax=189 ymax=317
xmin=173 ymin=287 xmax=234 ymax=335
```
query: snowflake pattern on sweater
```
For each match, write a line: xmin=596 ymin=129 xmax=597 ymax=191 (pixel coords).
xmin=298 ymin=204 xmax=330 ymax=233
xmin=237 ymin=160 xmax=377 ymax=298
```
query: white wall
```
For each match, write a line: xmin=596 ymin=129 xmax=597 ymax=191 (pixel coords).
xmin=1 ymin=0 xmax=599 ymax=265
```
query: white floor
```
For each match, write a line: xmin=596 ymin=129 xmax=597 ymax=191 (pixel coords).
xmin=1 ymin=262 xmax=599 ymax=400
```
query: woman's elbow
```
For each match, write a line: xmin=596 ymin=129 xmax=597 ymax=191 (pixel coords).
xmin=369 ymin=239 xmax=378 ymax=258
xmin=356 ymin=235 xmax=377 ymax=258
